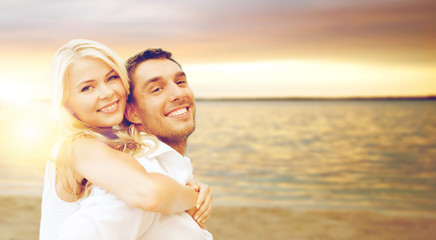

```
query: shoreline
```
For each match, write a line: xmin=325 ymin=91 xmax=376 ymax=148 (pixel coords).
xmin=2 ymin=95 xmax=435 ymax=104
xmin=2 ymin=196 xmax=436 ymax=240
xmin=195 ymin=95 xmax=436 ymax=101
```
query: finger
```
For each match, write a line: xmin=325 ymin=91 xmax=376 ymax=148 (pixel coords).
xmin=186 ymin=179 xmax=195 ymax=186
xmin=196 ymin=184 xmax=208 ymax=209
xmin=198 ymin=207 xmax=212 ymax=225
xmin=195 ymin=192 xmax=212 ymax=223
xmin=193 ymin=202 xmax=207 ymax=222
xmin=197 ymin=220 xmax=207 ymax=229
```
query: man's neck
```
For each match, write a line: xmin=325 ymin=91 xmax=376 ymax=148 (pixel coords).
xmin=169 ymin=143 xmax=186 ymax=156
xmin=159 ymin=137 xmax=187 ymax=156
xmin=138 ymin=128 xmax=188 ymax=155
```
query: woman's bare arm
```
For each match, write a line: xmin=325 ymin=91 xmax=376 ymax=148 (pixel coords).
xmin=70 ymin=136 xmax=197 ymax=214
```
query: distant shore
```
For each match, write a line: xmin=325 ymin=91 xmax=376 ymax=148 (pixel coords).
xmin=2 ymin=95 xmax=435 ymax=105
xmin=2 ymin=195 xmax=436 ymax=240
xmin=196 ymin=95 xmax=436 ymax=101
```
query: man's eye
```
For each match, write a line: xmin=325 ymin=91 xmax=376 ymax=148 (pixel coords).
xmin=151 ymin=87 xmax=161 ymax=93
xmin=177 ymin=80 xmax=187 ymax=85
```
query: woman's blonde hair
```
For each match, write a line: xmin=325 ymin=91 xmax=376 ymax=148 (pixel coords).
xmin=50 ymin=39 xmax=155 ymax=199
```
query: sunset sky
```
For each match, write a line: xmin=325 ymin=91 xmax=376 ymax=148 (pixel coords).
xmin=0 ymin=0 xmax=435 ymax=101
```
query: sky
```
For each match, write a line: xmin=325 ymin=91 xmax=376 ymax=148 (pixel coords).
xmin=0 ymin=0 xmax=435 ymax=101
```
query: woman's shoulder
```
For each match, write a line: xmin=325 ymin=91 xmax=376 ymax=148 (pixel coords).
xmin=69 ymin=135 xmax=116 ymax=163
xmin=72 ymin=135 xmax=112 ymax=151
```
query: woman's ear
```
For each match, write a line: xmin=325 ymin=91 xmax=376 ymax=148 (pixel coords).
xmin=125 ymin=103 xmax=142 ymax=124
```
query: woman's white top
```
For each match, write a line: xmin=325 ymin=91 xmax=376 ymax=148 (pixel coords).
xmin=39 ymin=139 xmax=212 ymax=240
xmin=54 ymin=140 xmax=212 ymax=240
xmin=39 ymin=160 xmax=83 ymax=239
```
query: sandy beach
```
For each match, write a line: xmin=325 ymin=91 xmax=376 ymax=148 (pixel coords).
xmin=1 ymin=196 xmax=435 ymax=240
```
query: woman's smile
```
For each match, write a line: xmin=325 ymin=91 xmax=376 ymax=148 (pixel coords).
xmin=66 ymin=57 xmax=127 ymax=128
xmin=97 ymin=100 xmax=119 ymax=113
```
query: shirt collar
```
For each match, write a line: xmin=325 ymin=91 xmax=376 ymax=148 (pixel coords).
xmin=140 ymin=133 xmax=183 ymax=159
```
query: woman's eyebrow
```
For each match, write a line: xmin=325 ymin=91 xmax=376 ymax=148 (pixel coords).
xmin=75 ymin=79 xmax=94 ymax=90
xmin=105 ymin=69 xmax=116 ymax=77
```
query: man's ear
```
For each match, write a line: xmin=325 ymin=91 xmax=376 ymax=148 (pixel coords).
xmin=125 ymin=103 xmax=142 ymax=124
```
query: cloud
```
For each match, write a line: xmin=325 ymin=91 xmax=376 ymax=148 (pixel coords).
xmin=0 ymin=0 xmax=434 ymax=98
xmin=0 ymin=0 xmax=434 ymax=64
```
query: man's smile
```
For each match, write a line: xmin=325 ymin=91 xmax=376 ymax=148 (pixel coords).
xmin=165 ymin=107 xmax=189 ymax=117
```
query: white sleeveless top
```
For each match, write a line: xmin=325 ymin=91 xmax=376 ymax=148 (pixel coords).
xmin=39 ymin=161 xmax=83 ymax=239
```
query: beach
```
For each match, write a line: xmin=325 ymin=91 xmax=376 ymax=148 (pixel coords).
xmin=1 ymin=196 xmax=436 ymax=240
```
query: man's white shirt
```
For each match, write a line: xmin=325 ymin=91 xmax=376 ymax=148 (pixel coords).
xmin=58 ymin=139 xmax=212 ymax=240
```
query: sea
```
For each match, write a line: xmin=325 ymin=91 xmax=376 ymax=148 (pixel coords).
xmin=1 ymin=99 xmax=435 ymax=217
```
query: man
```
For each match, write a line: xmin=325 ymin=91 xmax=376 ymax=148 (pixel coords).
xmin=58 ymin=49 xmax=213 ymax=240
xmin=125 ymin=48 xmax=195 ymax=157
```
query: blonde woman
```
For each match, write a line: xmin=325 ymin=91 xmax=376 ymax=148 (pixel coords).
xmin=39 ymin=39 xmax=211 ymax=239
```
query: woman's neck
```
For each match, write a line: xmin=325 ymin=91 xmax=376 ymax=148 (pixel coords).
xmin=97 ymin=127 xmax=118 ymax=139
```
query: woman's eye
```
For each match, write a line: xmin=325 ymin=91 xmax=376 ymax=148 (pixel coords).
xmin=81 ymin=86 xmax=93 ymax=92
xmin=108 ymin=75 xmax=120 ymax=81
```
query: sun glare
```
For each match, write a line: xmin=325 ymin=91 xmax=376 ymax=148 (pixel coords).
xmin=19 ymin=122 xmax=46 ymax=146
xmin=0 ymin=77 xmax=50 ymax=105
xmin=0 ymin=102 xmax=55 ymax=167
xmin=0 ymin=82 xmax=38 ymax=105
xmin=11 ymin=111 xmax=54 ymax=147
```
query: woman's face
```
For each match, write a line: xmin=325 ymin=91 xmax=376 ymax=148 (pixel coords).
xmin=65 ymin=57 xmax=127 ymax=128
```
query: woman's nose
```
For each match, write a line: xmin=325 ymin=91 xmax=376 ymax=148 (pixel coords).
xmin=98 ymin=84 xmax=115 ymax=99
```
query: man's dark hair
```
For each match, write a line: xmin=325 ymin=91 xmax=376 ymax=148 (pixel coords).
xmin=126 ymin=48 xmax=182 ymax=103
xmin=126 ymin=48 xmax=181 ymax=82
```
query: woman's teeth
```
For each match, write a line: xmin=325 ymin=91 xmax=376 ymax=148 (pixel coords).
xmin=99 ymin=102 xmax=117 ymax=112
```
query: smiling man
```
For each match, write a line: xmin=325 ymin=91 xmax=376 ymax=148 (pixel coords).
xmin=122 ymin=48 xmax=212 ymax=239
xmin=125 ymin=49 xmax=196 ymax=155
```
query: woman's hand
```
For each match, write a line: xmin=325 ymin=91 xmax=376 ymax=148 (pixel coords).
xmin=186 ymin=179 xmax=213 ymax=228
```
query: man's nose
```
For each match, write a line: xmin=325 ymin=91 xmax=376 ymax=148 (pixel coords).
xmin=168 ymin=83 xmax=185 ymax=102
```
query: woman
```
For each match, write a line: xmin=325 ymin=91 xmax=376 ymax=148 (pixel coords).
xmin=40 ymin=39 xmax=212 ymax=239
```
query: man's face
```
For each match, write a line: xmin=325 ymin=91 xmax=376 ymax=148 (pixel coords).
xmin=128 ymin=59 xmax=195 ymax=144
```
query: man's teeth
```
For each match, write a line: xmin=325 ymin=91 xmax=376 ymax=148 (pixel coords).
xmin=167 ymin=108 xmax=187 ymax=117
xmin=100 ymin=102 xmax=117 ymax=112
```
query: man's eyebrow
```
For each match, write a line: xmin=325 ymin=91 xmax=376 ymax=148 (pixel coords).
xmin=175 ymin=71 xmax=186 ymax=77
xmin=142 ymin=77 xmax=161 ymax=88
